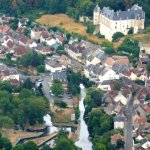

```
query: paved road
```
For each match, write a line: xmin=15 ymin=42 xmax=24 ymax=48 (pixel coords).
xmin=125 ymin=95 xmax=133 ymax=150
xmin=41 ymin=74 xmax=54 ymax=104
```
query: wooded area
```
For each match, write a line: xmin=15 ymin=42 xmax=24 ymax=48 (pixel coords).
xmin=0 ymin=0 xmax=150 ymax=20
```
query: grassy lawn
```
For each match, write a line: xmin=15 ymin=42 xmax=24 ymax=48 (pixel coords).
xmin=36 ymin=14 xmax=106 ymax=45
xmin=2 ymin=129 xmax=39 ymax=145
xmin=51 ymin=106 xmax=74 ymax=124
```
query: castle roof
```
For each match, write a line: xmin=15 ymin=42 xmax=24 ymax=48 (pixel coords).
xmin=94 ymin=4 xmax=100 ymax=12
xmin=101 ymin=4 xmax=145 ymax=21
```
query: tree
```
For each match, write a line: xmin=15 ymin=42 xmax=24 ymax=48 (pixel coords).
xmin=23 ymin=141 xmax=38 ymax=150
xmin=116 ymin=139 xmax=125 ymax=149
xmin=147 ymin=63 xmax=150 ymax=73
xmin=113 ymin=80 xmax=123 ymax=91
xmin=55 ymin=134 xmax=77 ymax=150
xmin=135 ymin=79 xmax=145 ymax=85
xmin=23 ymin=28 xmax=30 ymax=37
xmin=128 ymin=27 xmax=134 ymax=34
xmin=0 ymin=116 xmax=14 ymax=129
xmin=54 ymin=99 xmax=67 ymax=108
xmin=112 ymin=32 xmax=124 ymax=42
xmin=19 ymin=51 xmax=45 ymax=67
xmin=37 ymin=65 xmax=45 ymax=73
xmin=0 ymin=81 xmax=14 ymax=92
xmin=9 ymin=18 xmax=18 ymax=30
xmin=41 ymin=145 xmax=52 ymax=150
xmin=95 ymin=143 xmax=106 ymax=150
xmin=86 ymin=24 xmax=95 ymax=34
xmin=13 ymin=144 xmax=24 ymax=150
xmin=0 ymin=135 xmax=12 ymax=150
xmin=22 ymin=78 xmax=33 ymax=89
xmin=105 ymin=47 xmax=115 ymax=55
xmin=51 ymin=79 xmax=64 ymax=96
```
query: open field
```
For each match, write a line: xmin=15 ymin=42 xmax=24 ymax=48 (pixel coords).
xmin=51 ymin=106 xmax=74 ymax=123
xmin=36 ymin=14 xmax=105 ymax=45
xmin=36 ymin=14 xmax=150 ymax=48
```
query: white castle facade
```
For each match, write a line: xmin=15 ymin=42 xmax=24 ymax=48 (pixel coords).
xmin=93 ymin=4 xmax=145 ymax=41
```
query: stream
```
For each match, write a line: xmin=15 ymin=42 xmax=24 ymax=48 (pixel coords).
xmin=75 ymin=84 xmax=93 ymax=150
xmin=43 ymin=84 xmax=92 ymax=150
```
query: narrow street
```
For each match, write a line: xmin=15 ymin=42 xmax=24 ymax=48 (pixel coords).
xmin=125 ymin=95 xmax=134 ymax=150
xmin=41 ymin=74 xmax=54 ymax=104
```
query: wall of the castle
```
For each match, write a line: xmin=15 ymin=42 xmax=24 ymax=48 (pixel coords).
xmin=97 ymin=13 xmax=144 ymax=41
xmin=93 ymin=11 xmax=100 ymax=25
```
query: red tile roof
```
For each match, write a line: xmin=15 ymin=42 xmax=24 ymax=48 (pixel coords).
xmin=0 ymin=25 xmax=10 ymax=33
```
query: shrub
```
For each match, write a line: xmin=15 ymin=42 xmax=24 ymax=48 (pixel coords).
xmin=101 ymin=41 xmax=113 ymax=48
xmin=37 ymin=65 xmax=45 ymax=73
xmin=128 ymin=27 xmax=134 ymax=34
xmin=112 ymin=32 xmax=124 ymax=42
xmin=105 ymin=47 xmax=115 ymax=55
xmin=54 ymin=99 xmax=67 ymax=108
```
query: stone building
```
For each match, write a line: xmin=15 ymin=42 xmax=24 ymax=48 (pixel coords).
xmin=93 ymin=4 xmax=145 ymax=41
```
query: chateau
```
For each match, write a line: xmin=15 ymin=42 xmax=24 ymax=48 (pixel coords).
xmin=93 ymin=4 xmax=145 ymax=41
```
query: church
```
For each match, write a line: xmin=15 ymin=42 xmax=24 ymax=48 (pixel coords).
xmin=93 ymin=4 xmax=145 ymax=41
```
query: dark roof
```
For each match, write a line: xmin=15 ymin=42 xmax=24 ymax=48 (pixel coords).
xmin=113 ymin=115 xmax=125 ymax=122
xmin=52 ymin=70 xmax=67 ymax=82
xmin=100 ymin=4 xmax=145 ymax=21
xmin=112 ymin=64 xmax=129 ymax=74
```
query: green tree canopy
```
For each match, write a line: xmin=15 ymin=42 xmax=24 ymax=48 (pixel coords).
xmin=51 ymin=79 xmax=64 ymax=96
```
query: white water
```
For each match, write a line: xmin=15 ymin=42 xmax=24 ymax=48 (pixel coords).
xmin=43 ymin=114 xmax=58 ymax=134
xmin=75 ymin=84 xmax=93 ymax=150
xmin=43 ymin=114 xmax=71 ymax=134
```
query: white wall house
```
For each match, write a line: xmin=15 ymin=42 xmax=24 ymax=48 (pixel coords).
xmin=86 ymin=56 xmax=100 ymax=66
xmin=114 ymin=92 xmax=128 ymax=105
xmin=93 ymin=4 xmax=145 ymax=41
xmin=31 ymin=28 xmax=43 ymax=41
xmin=99 ymin=69 xmax=119 ymax=82
xmin=113 ymin=115 xmax=125 ymax=129
xmin=45 ymin=62 xmax=66 ymax=73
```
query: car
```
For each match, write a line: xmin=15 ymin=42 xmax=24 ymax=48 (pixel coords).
xmin=58 ymin=95 xmax=63 ymax=98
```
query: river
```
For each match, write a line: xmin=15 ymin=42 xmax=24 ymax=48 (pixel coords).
xmin=43 ymin=84 xmax=92 ymax=150
xmin=75 ymin=84 xmax=93 ymax=150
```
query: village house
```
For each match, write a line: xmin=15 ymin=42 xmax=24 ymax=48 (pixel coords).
xmin=93 ymin=4 xmax=145 ymax=41
xmin=18 ymin=18 xmax=29 ymax=27
xmin=113 ymin=114 xmax=126 ymax=129
xmin=59 ymin=54 xmax=71 ymax=65
xmin=139 ymin=42 xmax=150 ymax=54
xmin=114 ymin=92 xmax=129 ymax=105
xmin=64 ymin=44 xmax=82 ymax=62
xmin=98 ymin=80 xmax=115 ymax=91
xmin=0 ymin=25 xmax=10 ymax=34
xmin=141 ymin=138 xmax=150 ymax=149
xmin=45 ymin=56 xmax=66 ymax=72
xmin=86 ymin=50 xmax=106 ymax=66
xmin=98 ymin=66 xmax=119 ymax=82
xmin=0 ymin=63 xmax=19 ymax=81
xmin=52 ymin=70 xmax=67 ymax=83
xmin=30 ymin=26 xmax=45 ymax=41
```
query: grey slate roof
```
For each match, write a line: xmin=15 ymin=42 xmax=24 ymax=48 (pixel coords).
xmin=52 ymin=70 xmax=67 ymax=83
xmin=97 ymin=4 xmax=145 ymax=21
xmin=94 ymin=4 xmax=100 ymax=12
xmin=113 ymin=115 xmax=126 ymax=122
xmin=112 ymin=64 xmax=129 ymax=74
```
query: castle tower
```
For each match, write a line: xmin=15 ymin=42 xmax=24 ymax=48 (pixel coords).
xmin=93 ymin=4 xmax=100 ymax=25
